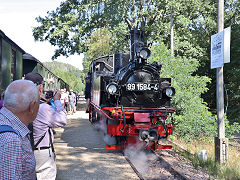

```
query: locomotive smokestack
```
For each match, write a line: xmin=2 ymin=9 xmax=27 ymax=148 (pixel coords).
xmin=129 ymin=29 xmax=145 ymax=62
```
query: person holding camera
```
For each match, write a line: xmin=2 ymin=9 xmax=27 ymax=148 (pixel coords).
xmin=25 ymin=72 xmax=67 ymax=180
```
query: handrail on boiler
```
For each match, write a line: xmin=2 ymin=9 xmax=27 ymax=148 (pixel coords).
xmin=90 ymin=101 xmax=179 ymax=121
xmin=90 ymin=102 xmax=115 ymax=121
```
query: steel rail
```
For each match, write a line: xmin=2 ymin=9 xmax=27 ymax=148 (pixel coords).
xmin=123 ymin=153 xmax=145 ymax=180
xmin=151 ymin=150 xmax=189 ymax=180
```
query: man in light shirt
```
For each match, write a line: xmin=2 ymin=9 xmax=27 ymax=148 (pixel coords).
xmin=60 ymin=89 xmax=69 ymax=113
xmin=25 ymin=72 xmax=67 ymax=180
xmin=0 ymin=80 xmax=39 ymax=179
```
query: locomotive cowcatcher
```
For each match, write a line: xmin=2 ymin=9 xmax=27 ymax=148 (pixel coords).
xmin=88 ymin=29 xmax=178 ymax=151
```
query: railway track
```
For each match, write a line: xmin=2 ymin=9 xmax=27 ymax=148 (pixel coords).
xmin=124 ymin=154 xmax=145 ymax=180
xmin=123 ymin=149 xmax=188 ymax=180
xmin=151 ymin=150 xmax=188 ymax=180
xmin=123 ymin=141 xmax=210 ymax=180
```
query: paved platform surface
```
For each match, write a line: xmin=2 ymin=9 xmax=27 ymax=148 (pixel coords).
xmin=54 ymin=111 xmax=139 ymax=180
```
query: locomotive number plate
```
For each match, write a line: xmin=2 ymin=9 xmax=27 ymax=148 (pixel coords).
xmin=126 ymin=83 xmax=159 ymax=91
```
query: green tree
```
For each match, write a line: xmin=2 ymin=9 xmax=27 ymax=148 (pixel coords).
xmin=195 ymin=1 xmax=240 ymax=124
xmin=43 ymin=61 xmax=83 ymax=79
xmin=219 ymin=1 xmax=240 ymax=123
xmin=33 ymin=0 xmax=240 ymax=125
xmin=44 ymin=61 xmax=85 ymax=92
xmin=53 ymin=70 xmax=84 ymax=92
xmin=32 ymin=0 xmax=216 ymax=59
xmin=150 ymin=42 xmax=240 ymax=140
xmin=33 ymin=0 xmax=218 ymax=89
xmin=150 ymin=42 xmax=214 ymax=139
xmin=82 ymin=26 xmax=128 ymax=73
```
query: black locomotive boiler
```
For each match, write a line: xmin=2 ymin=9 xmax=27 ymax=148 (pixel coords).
xmin=89 ymin=29 xmax=177 ymax=151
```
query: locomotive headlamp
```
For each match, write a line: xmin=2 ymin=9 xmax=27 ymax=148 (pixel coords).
xmin=163 ymin=87 xmax=176 ymax=97
xmin=106 ymin=83 xmax=118 ymax=95
xmin=139 ymin=48 xmax=151 ymax=59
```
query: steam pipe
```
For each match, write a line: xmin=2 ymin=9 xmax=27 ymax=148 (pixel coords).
xmin=120 ymin=106 xmax=126 ymax=132
xmin=160 ymin=120 xmax=168 ymax=138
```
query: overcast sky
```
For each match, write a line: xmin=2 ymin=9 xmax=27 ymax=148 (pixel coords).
xmin=0 ymin=0 xmax=83 ymax=70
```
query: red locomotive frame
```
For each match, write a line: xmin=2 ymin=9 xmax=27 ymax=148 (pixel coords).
xmin=89 ymin=102 xmax=178 ymax=151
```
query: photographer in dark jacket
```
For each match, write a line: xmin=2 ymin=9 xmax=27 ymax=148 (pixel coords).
xmin=85 ymin=72 xmax=92 ymax=113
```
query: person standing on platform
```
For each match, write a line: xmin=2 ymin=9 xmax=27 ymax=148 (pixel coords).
xmin=0 ymin=80 xmax=39 ymax=179
xmin=25 ymin=72 xmax=68 ymax=180
xmin=68 ymin=89 xmax=76 ymax=115
xmin=60 ymin=89 xmax=65 ymax=105
xmin=64 ymin=89 xmax=69 ymax=113
xmin=60 ymin=89 xmax=69 ymax=113
xmin=85 ymin=72 xmax=92 ymax=113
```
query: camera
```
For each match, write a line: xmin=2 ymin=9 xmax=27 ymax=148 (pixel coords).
xmin=45 ymin=91 xmax=54 ymax=99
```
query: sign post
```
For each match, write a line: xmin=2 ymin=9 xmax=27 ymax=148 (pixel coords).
xmin=211 ymin=0 xmax=229 ymax=164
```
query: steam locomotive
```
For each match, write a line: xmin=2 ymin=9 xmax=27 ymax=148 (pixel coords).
xmin=88 ymin=29 xmax=177 ymax=151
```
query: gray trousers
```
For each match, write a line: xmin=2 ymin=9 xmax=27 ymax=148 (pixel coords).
xmin=34 ymin=148 xmax=56 ymax=180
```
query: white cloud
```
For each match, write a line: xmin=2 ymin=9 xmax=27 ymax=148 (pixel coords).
xmin=0 ymin=0 xmax=83 ymax=70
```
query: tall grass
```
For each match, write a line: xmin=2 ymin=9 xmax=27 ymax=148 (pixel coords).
xmin=172 ymin=138 xmax=240 ymax=179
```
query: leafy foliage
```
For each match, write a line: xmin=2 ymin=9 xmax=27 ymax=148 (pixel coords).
xmin=33 ymin=0 xmax=217 ymax=59
xmin=82 ymin=26 xmax=128 ymax=73
xmin=33 ymin=0 xmax=240 ymax=137
xmin=222 ymin=23 xmax=240 ymax=123
xmin=149 ymin=42 xmax=239 ymax=140
xmin=43 ymin=61 xmax=85 ymax=93
xmin=191 ymin=1 xmax=240 ymax=125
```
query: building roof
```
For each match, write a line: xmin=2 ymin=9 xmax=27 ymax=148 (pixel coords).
xmin=0 ymin=29 xmax=25 ymax=53
xmin=23 ymin=53 xmax=67 ymax=84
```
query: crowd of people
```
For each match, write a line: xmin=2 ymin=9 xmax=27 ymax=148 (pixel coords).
xmin=0 ymin=71 xmax=88 ymax=179
xmin=60 ymin=89 xmax=77 ymax=115
xmin=0 ymin=72 xmax=80 ymax=179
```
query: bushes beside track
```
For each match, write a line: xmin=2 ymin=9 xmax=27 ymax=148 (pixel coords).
xmin=149 ymin=42 xmax=240 ymax=141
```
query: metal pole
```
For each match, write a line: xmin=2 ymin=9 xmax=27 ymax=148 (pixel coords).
xmin=170 ymin=9 xmax=174 ymax=56
xmin=215 ymin=0 xmax=228 ymax=164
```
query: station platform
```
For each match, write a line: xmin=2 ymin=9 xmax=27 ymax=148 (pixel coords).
xmin=54 ymin=111 xmax=139 ymax=180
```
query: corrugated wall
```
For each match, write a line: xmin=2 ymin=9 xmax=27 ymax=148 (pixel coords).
xmin=1 ymin=39 xmax=12 ymax=89
xmin=0 ymin=38 xmax=23 ymax=92
xmin=15 ymin=48 xmax=23 ymax=80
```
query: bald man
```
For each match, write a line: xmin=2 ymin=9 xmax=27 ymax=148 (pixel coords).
xmin=0 ymin=80 xmax=39 ymax=180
